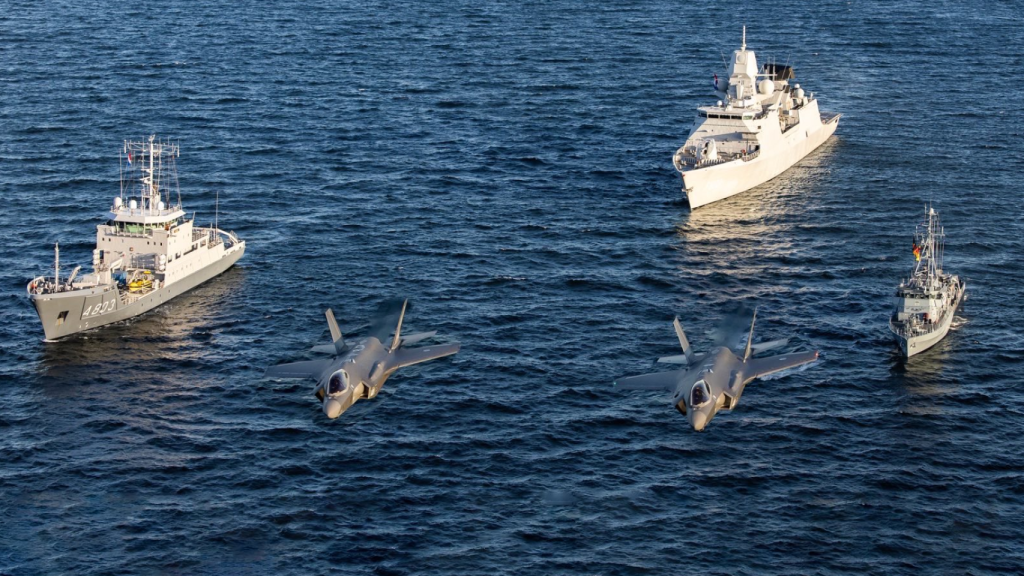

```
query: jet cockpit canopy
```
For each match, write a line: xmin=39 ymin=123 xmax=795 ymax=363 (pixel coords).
xmin=690 ymin=380 xmax=712 ymax=408
xmin=328 ymin=370 xmax=350 ymax=395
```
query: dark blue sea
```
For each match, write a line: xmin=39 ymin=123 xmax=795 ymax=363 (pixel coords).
xmin=2 ymin=1 xmax=1023 ymax=574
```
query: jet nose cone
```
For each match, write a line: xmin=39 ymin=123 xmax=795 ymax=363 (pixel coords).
xmin=323 ymin=399 xmax=343 ymax=419
xmin=691 ymin=412 xmax=708 ymax=432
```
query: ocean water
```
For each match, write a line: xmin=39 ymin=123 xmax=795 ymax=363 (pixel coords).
xmin=2 ymin=1 xmax=1023 ymax=574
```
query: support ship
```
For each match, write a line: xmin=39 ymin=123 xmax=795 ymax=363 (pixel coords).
xmin=27 ymin=137 xmax=245 ymax=340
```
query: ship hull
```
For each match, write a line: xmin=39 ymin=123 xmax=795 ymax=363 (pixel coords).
xmin=681 ymin=114 xmax=839 ymax=210
xmin=891 ymin=280 xmax=965 ymax=358
xmin=30 ymin=243 xmax=245 ymax=340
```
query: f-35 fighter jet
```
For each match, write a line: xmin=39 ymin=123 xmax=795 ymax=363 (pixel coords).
xmin=614 ymin=309 xmax=818 ymax=431
xmin=265 ymin=299 xmax=460 ymax=419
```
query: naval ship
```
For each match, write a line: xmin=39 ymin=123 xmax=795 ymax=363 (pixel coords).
xmin=889 ymin=207 xmax=966 ymax=358
xmin=672 ymin=28 xmax=841 ymax=209
xmin=26 ymin=137 xmax=245 ymax=340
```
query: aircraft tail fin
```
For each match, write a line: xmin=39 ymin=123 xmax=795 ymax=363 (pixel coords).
xmin=389 ymin=299 xmax=409 ymax=353
xmin=673 ymin=316 xmax=695 ymax=365
xmin=742 ymin=308 xmax=757 ymax=362
xmin=326 ymin=308 xmax=345 ymax=354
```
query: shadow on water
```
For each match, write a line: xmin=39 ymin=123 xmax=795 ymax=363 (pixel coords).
xmin=888 ymin=311 xmax=969 ymax=392
xmin=891 ymin=346 xmax=950 ymax=387
xmin=670 ymin=183 xmax=797 ymax=307
xmin=888 ymin=334 xmax=961 ymax=417
xmin=33 ymin=266 xmax=247 ymax=387
xmin=675 ymin=135 xmax=840 ymax=228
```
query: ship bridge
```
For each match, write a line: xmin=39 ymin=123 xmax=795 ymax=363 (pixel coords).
xmin=108 ymin=199 xmax=185 ymax=226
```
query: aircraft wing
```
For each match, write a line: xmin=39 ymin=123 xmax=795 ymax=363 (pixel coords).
xmin=264 ymin=359 xmax=333 ymax=380
xmin=400 ymin=331 xmax=437 ymax=346
xmin=657 ymin=352 xmax=708 ymax=365
xmin=613 ymin=370 xmax=683 ymax=391
xmin=387 ymin=343 xmax=461 ymax=372
xmin=746 ymin=351 xmax=819 ymax=379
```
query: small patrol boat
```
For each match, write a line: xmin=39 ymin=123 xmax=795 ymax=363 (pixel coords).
xmin=672 ymin=27 xmax=841 ymax=209
xmin=26 ymin=136 xmax=245 ymax=340
xmin=889 ymin=206 xmax=966 ymax=358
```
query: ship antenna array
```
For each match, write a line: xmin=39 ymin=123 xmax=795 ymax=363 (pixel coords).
xmin=120 ymin=141 xmax=125 ymax=201
xmin=153 ymin=135 xmax=161 ymax=213
xmin=119 ymin=140 xmax=134 ymax=202
xmin=176 ymin=139 xmax=182 ymax=210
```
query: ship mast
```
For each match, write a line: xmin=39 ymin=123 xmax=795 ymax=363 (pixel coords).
xmin=149 ymin=135 xmax=156 ymax=213
xmin=928 ymin=207 xmax=936 ymax=286
xmin=146 ymin=134 xmax=158 ymax=215
xmin=116 ymin=137 xmax=182 ymax=223
xmin=914 ymin=205 xmax=944 ymax=290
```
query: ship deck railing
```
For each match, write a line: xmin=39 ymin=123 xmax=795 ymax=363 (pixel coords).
xmin=890 ymin=314 xmax=946 ymax=338
xmin=821 ymin=112 xmax=842 ymax=124
xmin=121 ymin=286 xmax=156 ymax=304
xmin=27 ymin=276 xmax=66 ymax=296
xmin=674 ymin=148 xmax=760 ymax=170
xmin=193 ymin=227 xmax=229 ymax=247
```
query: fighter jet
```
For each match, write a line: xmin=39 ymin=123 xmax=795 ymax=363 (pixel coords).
xmin=264 ymin=299 xmax=460 ymax=419
xmin=614 ymin=309 xmax=818 ymax=431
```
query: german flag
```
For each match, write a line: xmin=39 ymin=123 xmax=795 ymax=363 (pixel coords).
xmin=912 ymin=241 xmax=921 ymax=262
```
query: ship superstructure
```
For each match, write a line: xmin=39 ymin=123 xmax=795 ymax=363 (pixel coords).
xmin=672 ymin=28 xmax=841 ymax=209
xmin=27 ymin=136 xmax=245 ymax=340
xmin=889 ymin=207 xmax=966 ymax=358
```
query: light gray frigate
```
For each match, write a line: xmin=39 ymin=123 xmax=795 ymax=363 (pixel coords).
xmin=672 ymin=27 xmax=841 ymax=209
xmin=264 ymin=300 xmax=461 ymax=419
xmin=889 ymin=207 xmax=966 ymax=358
xmin=26 ymin=136 xmax=245 ymax=340
xmin=614 ymin=309 xmax=818 ymax=431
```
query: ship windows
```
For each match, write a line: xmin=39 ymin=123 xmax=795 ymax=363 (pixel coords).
xmin=56 ymin=311 xmax=69 ymax=326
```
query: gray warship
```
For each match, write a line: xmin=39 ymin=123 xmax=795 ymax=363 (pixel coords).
xmin=27 ymin=136 xmax=245 ymax=340
xmin=889 ymin=207 xmax=965 ymax=358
